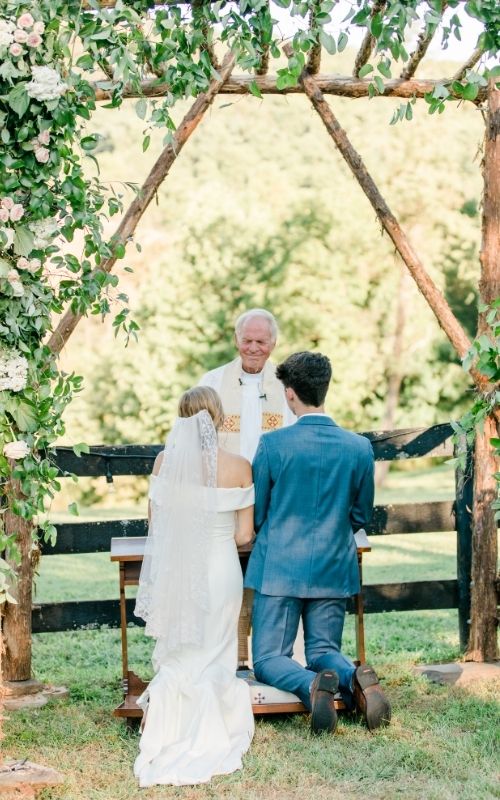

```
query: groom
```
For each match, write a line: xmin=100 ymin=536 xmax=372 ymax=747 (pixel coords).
xmin=245 ymin=352 xmax=391 ymax=733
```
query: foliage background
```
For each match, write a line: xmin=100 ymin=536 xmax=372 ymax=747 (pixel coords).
xmin=58 ymin=52 xmax=483 ymax=461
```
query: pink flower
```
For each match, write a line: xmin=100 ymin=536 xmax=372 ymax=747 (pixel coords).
xmin=26 ymin=32 xmax=42 ymax=48
xmin=9 ymin=43 xmax=24 ymax=57
xmin=34 ymin=146 xmax=50 ymax=163
xmin=14 ymin=28 xmax=28 ymax=43
xmin=38 ymin=129 xmax=50 ymax=146
xmin=0 ymin=208 xmax=9 ymax=223
xmin=33 ymin=21 xmax=45 ymax=34
xmin=1 ymin=197 xmax=14 ymax=210
xmin=7 ymin=268 xmax=20 ymax=283
xmin=9 ymin=204 xmax=25 ymax=222
xmin=17 ymin=257 xmax=30 ymax=270
xmin=17 ymin=13 xmax=34 ymax=29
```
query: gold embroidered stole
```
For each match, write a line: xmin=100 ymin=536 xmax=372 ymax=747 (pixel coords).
xmin=218 ymin=357 xmax=284 ymax=454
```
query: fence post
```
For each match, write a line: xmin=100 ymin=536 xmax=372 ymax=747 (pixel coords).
xmin=454 ymin=437 xmax=474 ymax=651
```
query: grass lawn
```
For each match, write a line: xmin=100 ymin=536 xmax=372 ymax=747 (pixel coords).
xmin=5 ymin=464 xmax=500 ymax=799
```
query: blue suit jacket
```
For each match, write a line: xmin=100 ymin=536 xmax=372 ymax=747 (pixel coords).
xmin=244 ymin=415 xmax=374 ymax=598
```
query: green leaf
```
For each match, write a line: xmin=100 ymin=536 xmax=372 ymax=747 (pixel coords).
xmin=8 ymin=84 xmax=29 ymax=118
xmin=13 ymin=226 xmax=35 ymax=257
xmin=370 ymin=13 xmax=383 ymax=38
xmin=68 ymin=502 xmax=79 ymax=516
xmin=73 ymin=443 xmax=90 ymax=457
xmin=319 ymin=30 xmax=336 ymax=55
xmin=248 ymin=80 xmax=262 ymax=99
xmin=373 ymin=75 xmax=385 ymax=94
xmin=76 ymin=54 xmax=94 ymax=70
xmin=142 ymin=135 xmax=151 ymax=152
xmin=6 ymin=399 xmax=38 ymax=432
xmin=358 ymin=64 xmax=373 ymax=78
xmin=462 ymin=83 xmax=479 ymax=101
xmin=377 ymin=61 xmax=392 ymax=79
xmin=337 ymin=32 xmax=348 ymax=52
xmin=135 ymin=97 xmax=148 ymax=120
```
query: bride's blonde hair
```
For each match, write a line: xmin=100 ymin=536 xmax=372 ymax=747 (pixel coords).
xmin=178 ymin=386 xmax=225 ymax=430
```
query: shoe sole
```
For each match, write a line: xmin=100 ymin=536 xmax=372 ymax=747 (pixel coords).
xmin=355 ymin=667 xmax=391 ymax=731
xmin=311 ymin=671 xmax=339 ymax=735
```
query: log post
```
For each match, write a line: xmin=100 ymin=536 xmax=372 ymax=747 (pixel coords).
xmin=466 ymin=79 xmax=500 ymax=662
xmin=1 ymin=480 xmax=35 ymax=681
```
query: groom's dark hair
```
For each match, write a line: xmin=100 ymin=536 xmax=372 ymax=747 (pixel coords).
xmin=276 ymin=352 xmax=332 ymax=407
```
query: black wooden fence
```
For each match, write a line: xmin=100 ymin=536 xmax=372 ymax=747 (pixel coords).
xmin=33 ymin=423 xmax=474 ymax=650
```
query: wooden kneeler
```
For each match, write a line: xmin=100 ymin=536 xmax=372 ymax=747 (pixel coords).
xmin=111 ymin=531 xmax=371 ymax=721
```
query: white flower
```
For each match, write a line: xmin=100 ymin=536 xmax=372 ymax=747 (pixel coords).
xmin=0 ymin=20 xmax=15 ymax=33
xmin=14 ymin=28 xmax=28 ymax=43
xmin=0 ymin=30 xmax=14 ymax=47
xmin=26 ymin=32 xmax=42 ymax=48
xmin=30 ymin=217 xmax=59 ymax=249
xmin=0 ymin=349 xmax=29 ymax=392
xmin=17 ymin=257 xmax=30 ymax=270
xmin=0 ymin=208 xmax=9 ymax=223
xmin=9 ymin=42 xmax=23 ymax=56
xmin=26 ymin=66 xmax=68 ymax=102
xmin=33 ymin=21 xmax=45 ymax=34
xmin=9 ymin=204 xmax=24 ymax=222
xmin=3 ymin=440 xmax=30 ymax=460
xmin=17 ymin=13 xmax=34 ymax=29
xmin=38 ymin=129 xmax=50 ymax=146
xmin=0 ymin=227 xmax=15 ymax=249
xmin=6 ymin=269 xmax=24 ymax=296
xmin=34 ymin=146 xmax=50 ymax=163
xmin=1 ymin=197 xmax=14 ymax=210
xmin=27 ymin=258 xmax=41 ymax=273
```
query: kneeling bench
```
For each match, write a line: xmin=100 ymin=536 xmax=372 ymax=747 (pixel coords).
xmin=110 ymin=530 xmax=371 ymax=720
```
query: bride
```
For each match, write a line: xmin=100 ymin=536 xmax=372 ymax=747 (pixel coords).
xmin=133 ymin=386 xmax=255 ymax=787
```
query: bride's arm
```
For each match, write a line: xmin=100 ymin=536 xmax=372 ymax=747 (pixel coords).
xmin=235 ymin=504 xmax=254 ymax=546
xmin=234 ymin=458 xmax=254 ymax=546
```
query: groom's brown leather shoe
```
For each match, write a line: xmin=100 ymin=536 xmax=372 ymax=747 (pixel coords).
xmin=310 ymin=669 xmax=339 ymax=734
xmin=352 ymin=664 xmax=391 ymax=731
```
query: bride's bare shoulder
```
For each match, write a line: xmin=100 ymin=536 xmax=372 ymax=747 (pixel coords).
xmin=217 ymin=448 xmax=252 ymax=488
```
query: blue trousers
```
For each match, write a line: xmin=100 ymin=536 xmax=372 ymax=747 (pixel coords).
xmin=251 ymin=592 xmax=356 ymax=710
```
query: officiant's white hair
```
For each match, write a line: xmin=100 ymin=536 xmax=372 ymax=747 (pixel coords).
xmin=235 ymin=308 xmax=279 ymax=344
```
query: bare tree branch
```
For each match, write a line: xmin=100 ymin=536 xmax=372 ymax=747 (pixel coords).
xmin=306 ymin=3 xmax=321 ymax=75
xmin=400 ymin=4 xmax=447 ymax=80
xmin=353 ymin=0 xmax=387 ymax=78
xmin=452 ymin=46 xmax=484 ymax=82
xmin=256 ymin=0 xmax=270 ymax=76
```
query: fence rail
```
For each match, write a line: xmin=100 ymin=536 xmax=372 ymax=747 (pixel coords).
xmin=35 ymin=423 xmax=472 ymax=648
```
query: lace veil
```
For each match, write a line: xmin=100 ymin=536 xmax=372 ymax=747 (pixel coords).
xmin=134 ymin=410 xmax=218 ymax=658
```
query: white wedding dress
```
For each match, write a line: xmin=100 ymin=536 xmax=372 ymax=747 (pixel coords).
xmin=134 ymin=484 xmax=255 ymax=787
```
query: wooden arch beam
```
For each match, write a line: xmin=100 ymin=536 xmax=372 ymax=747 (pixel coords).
xmin=92 ymin=75 xmax=487 ymax=103
xmin=47 ymin=50 xmax=236 ymax=355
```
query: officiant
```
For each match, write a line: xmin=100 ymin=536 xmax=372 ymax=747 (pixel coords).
xmin=198 ymin=309 xmax=296 ymax=461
